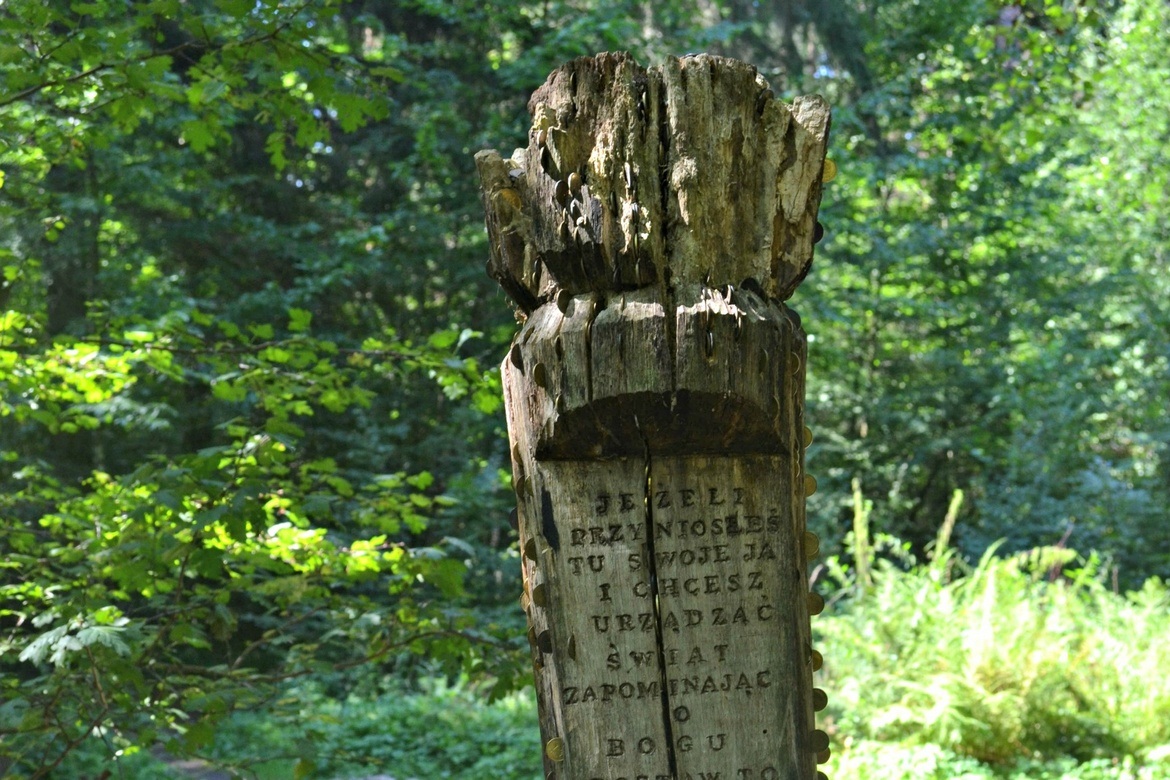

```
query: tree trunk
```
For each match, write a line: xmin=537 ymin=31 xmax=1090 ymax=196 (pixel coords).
xmin=477 ymin=52 xmax=831 ymax=780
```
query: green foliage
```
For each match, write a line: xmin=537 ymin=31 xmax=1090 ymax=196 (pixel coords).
xmin=58 ymin=678 xmax=544 ymax=780
xmin=1 ymin=0 xmax=550 ymax=771
xmin=0 ymin=0 xmax=394 ymax=171
xmin=797 ymin=0 xmax=1170 ymax=583
xmin=0 ymin=304 xmax=519 ymax=775
xmin=817 ymin=538 xmax=1170 ymax=767
xmin=827 ymin=742 xmax=1170 ymax=780
xmin=207 ymin=678 xmax=542 ymax=779
xmin=2 ymin=0 xmax=1169 ymax=774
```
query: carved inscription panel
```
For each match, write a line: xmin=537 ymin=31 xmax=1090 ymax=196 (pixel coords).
xmin=531 ymin=456 xmax=812 ymax=780
xmin=535 ymin=460 xmax=671 ymax=780
xmin=648 ymin=455 xmax=810 ymax=780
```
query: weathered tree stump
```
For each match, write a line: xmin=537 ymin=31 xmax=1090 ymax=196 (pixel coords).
xmin=477 ymin=52 xmax=831 ymax=780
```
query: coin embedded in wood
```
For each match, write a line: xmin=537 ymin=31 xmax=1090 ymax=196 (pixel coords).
xmin=545 ymin=737 xmax=565 ymax=762
xmin=804 ymin=474 xmax=818 ymax=497
xmin=822 ymin=157 xmax=837 ymax=183
xmin=804 ymin=531 xmax=820 ymax=559
xmin=536 ymin=629 xmax=553 ymax=653
xmin=523 ymin=538 xmax=538 ymax=560
xmin=497 ymin=187 xmax=522 ymax=212
xmin=803 ymin=425 xmax=813 ymax=448
xmin=808 ymin=592 xmax=825 ymax=615
xmin=812 ymin=688 xmax=828 ymax=711
xmin=811 ymin=649 xmax=823 ymax=671
xmin=532 ymin=583 xmax=549 ymax=607
xmin=810 ymin=729 xmax=830 ymax=753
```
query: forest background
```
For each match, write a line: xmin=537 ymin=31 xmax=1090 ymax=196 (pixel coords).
xmin=1 ymin=0 xmax=1168 ymax=777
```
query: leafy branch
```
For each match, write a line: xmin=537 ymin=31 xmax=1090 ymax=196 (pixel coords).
xmin=0 ymin=0 xmax=316 ymax=109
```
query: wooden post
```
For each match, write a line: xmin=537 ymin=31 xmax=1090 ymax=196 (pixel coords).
xmin=477 ymin=53 xmax=831 ymax=780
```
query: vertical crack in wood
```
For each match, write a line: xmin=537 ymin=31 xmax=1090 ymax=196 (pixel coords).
xmin=657 ymin=79 xmax=679 ymax=408
xmin=635 ymin=416 xmax=680 ymax=778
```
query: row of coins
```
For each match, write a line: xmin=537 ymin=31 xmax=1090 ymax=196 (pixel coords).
xmin=804 ymin=425 xmax=830 ymax=777
xmin=809 ymin=155 xmax=834 ymax=780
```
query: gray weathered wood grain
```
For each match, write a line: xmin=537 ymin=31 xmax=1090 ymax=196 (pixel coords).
xmin=487 ymin=52 xmax=830 ymax=780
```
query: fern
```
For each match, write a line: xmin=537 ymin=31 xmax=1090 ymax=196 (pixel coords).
xmin=817 ymin=538 xmax=1170 ymax=768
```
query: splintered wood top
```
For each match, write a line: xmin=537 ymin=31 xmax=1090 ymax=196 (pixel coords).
xmin=477 ymin=52 xmax=831 ymax=312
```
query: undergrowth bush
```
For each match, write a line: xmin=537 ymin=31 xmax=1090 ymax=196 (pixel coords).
xmin=816 ymin=528 xmax=1170 ymax=772
xmin=55 ymin=678 xmax=542 ymax=779
xmin=826 ymin=740 xmax=1170 ymax=780
xmin=210 ymin=677 xmax=542 ymax=779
